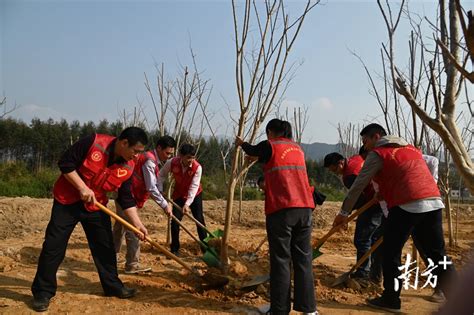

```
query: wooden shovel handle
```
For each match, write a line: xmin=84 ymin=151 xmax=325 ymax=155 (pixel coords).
xmin=94 ymin=201 xmax=195 ymax=274
xmin=168 ymin=213 xmax=207 ymax=248
xmin=313 ymin=198 xmax=377 ymax=249
xmin=254 ymin=236 xmax=267 ymax=252
xmin=166 ymin=197 xmax=215 ymax=237
xmin=349 ymin=236 xmax=383 ymax=274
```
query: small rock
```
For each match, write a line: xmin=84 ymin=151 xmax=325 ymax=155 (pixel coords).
xmin=230 ymin=261 xmax=248 ymax=276
xmin=255 ymin=284 xmax=268 ymax=295
xmin=57 ymin=269 xmax=67 ymax=277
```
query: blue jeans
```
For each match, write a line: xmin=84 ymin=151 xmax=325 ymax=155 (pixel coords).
xmin=353 ymin=204 xmax=383 ymax=277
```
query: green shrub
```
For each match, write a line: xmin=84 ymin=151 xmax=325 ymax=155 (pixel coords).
xmin=0 ymin=162 xmax=58 ymax=197
xmin=317 ymin=184 xmax=345 ymax=201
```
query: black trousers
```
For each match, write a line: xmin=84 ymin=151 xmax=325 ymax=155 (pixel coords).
xmin=170 ymin=193 xmax=207 ymax=253
xmin=31 ymin=200 xmax=123 ymax=299
xmin=266 ymin=207 xmax=316 ymax=314
xmin=382 ymin=207 xmax=456 ymax=303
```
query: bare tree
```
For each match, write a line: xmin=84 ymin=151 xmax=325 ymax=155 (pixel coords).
xmin=118 ymin=104 xmax=148 ymax=128
xmin=220 ymin=0 xmax=319 ymax=266
xmin=283 ymin=105 xmax=309 ymax=144
xmin=336 ymin=122 xmax=361 ymax=158
xmin=0 ymin=97 xmax=18 ymax=120
xmin=369 ymin=0 xmax=474 ymax=249
xmin=436 ymin=1 xmax=474 ymax=82
xmin=142 ymin=49 xmax=213 ymax=244
xmin=144 ymin=49 xmax=212 ymax=150
xmin=391 ymin=0 xmax=474 ymax=194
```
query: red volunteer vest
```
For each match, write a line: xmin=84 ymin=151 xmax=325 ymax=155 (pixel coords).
xmin=372 ymin=145 xmax=440 ymax=209
xmin=53 ymin=134 xmax=135 ymax=211
xmin=343 ymin=154 xmax=375 ymax=199
xmin=170 ymin=157 xmax=203 ymax=200
xmin=264 ymin=138 xmax=315 ymax=215
xmin=131 ymin=150 xmax=159 ymax=208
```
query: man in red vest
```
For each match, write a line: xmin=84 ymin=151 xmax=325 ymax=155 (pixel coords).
xmin=159 ymin=143 xmax=206 ymax=255
xmin=324 ymin=150 xmax=383 ymax=283
xmin=332 ymin=123 xmax=455 ymax=313
xmin=31 ymin=127 xmax=148 ymax=312
xmin=113 ymin=135 xmax=176 ymax=274
xmin=236 ymin=119 xmax=317 ymax=315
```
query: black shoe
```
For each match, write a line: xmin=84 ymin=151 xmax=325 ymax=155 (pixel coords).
xmin=367 ymin=296 xmax=401 ymax=313
xmin=351 ymin=271 xmax=369 ymax=280
xmin=105 ymin=287 xmax=137 ymax=299
xmin=32 ymin=297 xmax=50 ymax=312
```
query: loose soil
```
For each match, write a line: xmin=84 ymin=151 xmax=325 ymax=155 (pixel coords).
xmin=0 ymin=197 xmax=472 ymax=314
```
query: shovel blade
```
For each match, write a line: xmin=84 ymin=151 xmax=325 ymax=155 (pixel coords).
xmin=202 ymin=247 xmax=221 ymax=268
xmin=330 ymin=271 xmax=351 ymax=287
xmin=312 ymin=247 xmax=323 ymax=260
xmin=201 ymin=271 xmax=230 ymax=289
xmin=203 ymin=229 xmax=224 ymax=243
xmin=239 ymin=273 xmax=270 ymax=290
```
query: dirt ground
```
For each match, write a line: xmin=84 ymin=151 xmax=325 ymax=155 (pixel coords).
xmin=0 ymin=197 xmax=472 ymax=314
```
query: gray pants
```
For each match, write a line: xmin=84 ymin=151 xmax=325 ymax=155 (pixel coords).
xmin=112 ymin=201 xmax=140 ymax=269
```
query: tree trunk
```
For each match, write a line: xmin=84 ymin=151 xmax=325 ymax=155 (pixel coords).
xmin=445 ymin=192 xmax=454 ymax=247
xmin=221 ymin=138 xmax=243 ymax=267
xmin=221 ymin=177 xmax=238 ymax=266
xmin=238 ymin=178 xmax=243 ymax=223
xmin=444 ymin=147 xmax=454 ymax=247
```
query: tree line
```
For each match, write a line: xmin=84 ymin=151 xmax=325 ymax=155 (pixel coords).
xmin=0 ymin=117 xmax=343 ymax=200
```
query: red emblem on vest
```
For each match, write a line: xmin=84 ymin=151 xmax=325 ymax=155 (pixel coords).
xmin=53 ymin=134 xmax=135 ymax=212
xmin=91 ymin=151 xmax=102 ymax=162
xmin=117 ymin=168 xmax=128 ymax=177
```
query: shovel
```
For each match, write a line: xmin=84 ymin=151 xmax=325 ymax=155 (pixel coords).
xmin=165 ymin=197 xmax=223 ymax=241
xmin=239 ymin=273 xmax=271 ymax=290
xmin=242 ymin=235 xmax=267 ymax=262
xmin=330 ymin=236 xmax=383 ymax=287
xmin=95 ymin=201 xmax=229 ymax=288
xmin=239 ymin=199 xmax=379 ymax=290
xmin=312 ymin=198 xmax=377 ymax=259
xmin=167 ymin=212 xmax=221 ymax=268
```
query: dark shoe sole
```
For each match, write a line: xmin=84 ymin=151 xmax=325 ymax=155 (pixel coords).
xmin=105 ymin=289 xmax=137 ymax=299
xmin=117 ymin=292 xmax=136 ymax=299
xmin=367 ymin=300 xmax=401 ymax=313
xmin=32 ymin=299 xmax=50 ymax=312
xmin=32 ymin=306 xmax=49 ymax=312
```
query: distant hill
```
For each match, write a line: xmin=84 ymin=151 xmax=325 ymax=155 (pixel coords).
xmin=301 ymin=142 xmax=341 ymax=161
xmin=201 ymin=135 xmax=341 ymax=161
